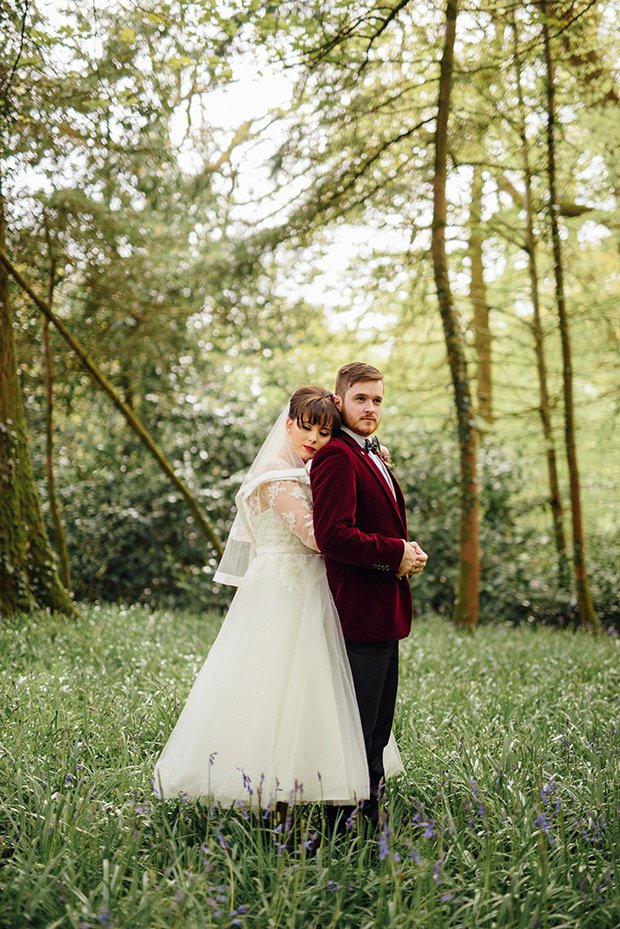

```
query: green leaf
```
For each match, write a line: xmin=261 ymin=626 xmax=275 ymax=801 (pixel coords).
xmin=167 ymin=55 xmax=192 ymax=69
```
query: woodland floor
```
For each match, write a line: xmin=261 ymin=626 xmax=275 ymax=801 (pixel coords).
xmin=1 ymin=606 xmax=619 ymax=928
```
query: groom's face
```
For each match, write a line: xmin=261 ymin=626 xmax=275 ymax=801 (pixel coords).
xmin=337 ymin=379 xmax=383 ymax=436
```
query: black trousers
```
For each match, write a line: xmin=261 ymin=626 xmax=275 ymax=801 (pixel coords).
xmin=326 ymin=639 xmax=399 ymax=829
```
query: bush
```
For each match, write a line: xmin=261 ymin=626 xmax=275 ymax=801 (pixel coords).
xmin=394 ymin=428 xmax=619 ymax=629
xmin=39 ymin=402 xmax=269 ymax=612
xmin=38 ymin=417 xmax=619 ymax=629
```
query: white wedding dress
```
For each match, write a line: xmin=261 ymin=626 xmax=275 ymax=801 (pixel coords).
xmin=154 ymin=458 xmax=402 ymax=807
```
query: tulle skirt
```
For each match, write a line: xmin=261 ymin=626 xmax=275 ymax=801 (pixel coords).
xmin=154 ymin=551 xmax=402 ymax=806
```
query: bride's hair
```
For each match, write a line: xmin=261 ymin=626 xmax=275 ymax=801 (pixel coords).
xmin=289 ymin=386 xmax=341 ymax=433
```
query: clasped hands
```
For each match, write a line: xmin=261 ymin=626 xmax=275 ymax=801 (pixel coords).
xmin=397 ymin=540 xmax=428 ymax=579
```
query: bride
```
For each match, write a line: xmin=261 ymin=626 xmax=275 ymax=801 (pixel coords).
xmin=154 ymin=386 xmax=400 ymax=809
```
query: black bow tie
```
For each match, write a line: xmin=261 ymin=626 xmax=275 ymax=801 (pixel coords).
xmin=363 ymin=436 xmax=380 ymax=455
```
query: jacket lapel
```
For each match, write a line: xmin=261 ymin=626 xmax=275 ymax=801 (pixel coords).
xmin=339 ymin=433 xmax=406 ymax=525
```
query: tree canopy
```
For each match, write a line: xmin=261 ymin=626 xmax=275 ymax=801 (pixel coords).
xmin=1 ymin=0 xmax=618 ymax=626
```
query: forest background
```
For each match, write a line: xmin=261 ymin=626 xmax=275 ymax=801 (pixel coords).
xmin=1 ymin=0 xmax=619 ymax=630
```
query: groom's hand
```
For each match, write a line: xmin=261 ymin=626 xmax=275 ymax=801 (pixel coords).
xmin=396 ymin=540 xmax=428 ymax=579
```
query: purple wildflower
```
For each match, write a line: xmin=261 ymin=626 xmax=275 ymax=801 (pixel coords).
xmin=303 ymin=831 xmax=319 ymax=852
xmin=410 ymin=846 xmax=422 ymax=865
xmin=149 ymin=777 xmax=164 ymax=801
xmin=534 ymin=812 xmax=554 ymax=842
xmin=273 ymin=825 xmax=287 ymax=856
xmin=379 ymin=832 xmax=390 ymax=861
xmin=346 ymin=807 xmax=359 ymax=833
xmin=238 ymin=768 xmax=253 ymax=796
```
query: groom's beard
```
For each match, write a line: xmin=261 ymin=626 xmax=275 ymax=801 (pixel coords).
xmin=341 ymin=411 xmax=381 ymax=436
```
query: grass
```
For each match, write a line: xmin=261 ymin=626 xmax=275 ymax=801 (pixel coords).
xmin=1 ymin=605 xmax=619 ymax=928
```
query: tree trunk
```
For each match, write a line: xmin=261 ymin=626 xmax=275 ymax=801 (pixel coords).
xmin=0 ymin=190 xmax=76 ymax=618
xmin=0 ymin=247 xmax=224 ymax=559
xmin=43 ymin=313 xmax=72 ymax=592
xmin=511 ymin=16 xmax=569 ymax=584
xmin=541 ymin=5 xmax=600 ymax=631
xmin=432 ymin=0 xmax=479 ymax=628
xmin=468 ymin=163 xmax=493 ymax=426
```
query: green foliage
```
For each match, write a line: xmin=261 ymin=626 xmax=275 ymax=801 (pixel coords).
xmin=1 ymin=607 xmax=619 ymax=928
xmin=4 ymin=0 xmax=619 ymax=627
xmin=395 ymin=428 xmax=620 ymax=629
xmin=28 ymin=407 xmax=620 ymax=628
xmin=38 ymin=399 xmax=269 ymax=612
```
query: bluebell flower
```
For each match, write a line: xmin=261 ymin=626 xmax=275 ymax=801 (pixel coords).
xmin=534 ymin=811 xmax=554 ymax=842
xmin=304 ymin=832 xmax=318 ymax=852
xmin=379 ymin=833 xmax=390 ymax=861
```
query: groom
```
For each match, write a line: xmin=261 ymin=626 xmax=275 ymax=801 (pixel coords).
xmin=310 ymin=361 xmax=427 ymax=827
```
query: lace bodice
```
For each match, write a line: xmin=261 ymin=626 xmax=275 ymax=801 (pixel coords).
xmin=247 ymin=460 xmax=317 ymax=553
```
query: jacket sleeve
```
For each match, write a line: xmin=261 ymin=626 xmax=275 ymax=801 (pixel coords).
xmin=310 ymin=443 xmax=404 ymax=570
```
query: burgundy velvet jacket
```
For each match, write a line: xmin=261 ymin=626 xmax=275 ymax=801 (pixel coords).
xmin=310 ymin=432 xmax=413 ymax=642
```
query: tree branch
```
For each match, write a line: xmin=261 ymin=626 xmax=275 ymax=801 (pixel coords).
xmin=0 ymin=248 xmax=223 ymax=558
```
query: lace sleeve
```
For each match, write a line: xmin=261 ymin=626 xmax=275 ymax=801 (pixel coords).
xmin=260 ymin=477 xmax=318 ymax=551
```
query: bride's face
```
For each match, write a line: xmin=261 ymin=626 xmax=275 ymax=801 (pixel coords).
xmin=286 ymin=417 xmax=333 ymax=463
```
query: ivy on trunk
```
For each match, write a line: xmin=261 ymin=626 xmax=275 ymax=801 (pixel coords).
xmin=0 ymin=191 xmax=76 ymax=617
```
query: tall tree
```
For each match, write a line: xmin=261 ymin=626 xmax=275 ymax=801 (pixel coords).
xmin=541 ymin=2 xmax=600 ymax=630
xmin=468 ymin=164 xmax=493 ymax=427
xmin=0 ymin=189 xmax=76 ymax=616
xmin=1 ymin=0 xmax=240 ymax=611
xmin=432 ymin=0 xmax=479 ymax=627
xmin=42 ymin=304 xmax=71 ymax=592
xmin=508 ymin=13 xmax=568 ymax=580
xmin=0 ymin=2 xmax=75 ymax=615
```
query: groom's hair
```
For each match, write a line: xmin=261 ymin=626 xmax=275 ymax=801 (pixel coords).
xmin=335 ymin=362 xmax=383 ymax=397
xmin=289 ymin=386 xmax=341 ymax=432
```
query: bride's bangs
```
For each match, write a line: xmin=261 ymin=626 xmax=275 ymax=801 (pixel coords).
xmin=300 ymin=396 xmax=341 ymax=432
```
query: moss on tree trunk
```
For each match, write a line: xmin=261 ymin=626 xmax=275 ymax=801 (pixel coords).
xmin=0 ymin=192 xmax=76 ymax=618
xmin=469 ymin=164 xmax=493 ymax=426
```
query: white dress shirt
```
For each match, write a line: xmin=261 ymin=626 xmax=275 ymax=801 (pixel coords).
xmin=341 ymin=426 xmax=396 ymax=498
